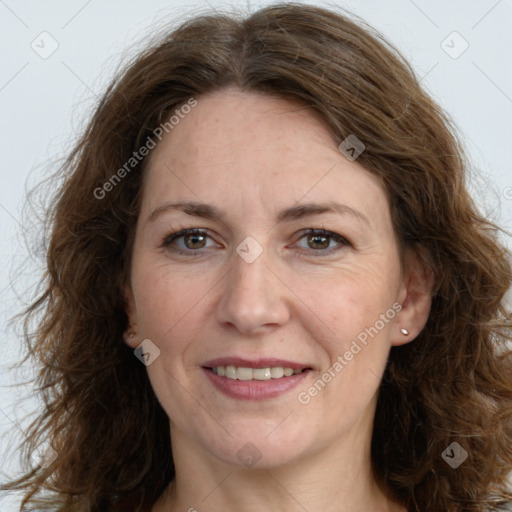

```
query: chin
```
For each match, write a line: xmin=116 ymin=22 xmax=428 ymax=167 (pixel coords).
xmin=199 ymin=424 xmax=314 ymax=470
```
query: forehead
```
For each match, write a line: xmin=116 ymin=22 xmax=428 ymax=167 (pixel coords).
xmin=141 ymin=88 xmax=390 ymax=229
xmin=149 ymin=89 xmax=337 ymax=169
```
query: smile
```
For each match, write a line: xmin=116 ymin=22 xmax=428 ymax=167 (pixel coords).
xmin=209 ymin=365 xmax=306 ymax=380
xmin=203 ymin=366 xmax=312 ymax=400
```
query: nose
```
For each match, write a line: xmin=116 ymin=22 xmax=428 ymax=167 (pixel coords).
xmin=214 ymin=244 xmax=291 ymax=335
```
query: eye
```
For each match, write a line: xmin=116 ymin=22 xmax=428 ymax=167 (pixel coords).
xmin=162 ymin=228 xmax=217 ymax=254
xmin=161 ymin=227 xmax=350 ymax=257
xmin=294 ymin=229 xmax=350 ymax=255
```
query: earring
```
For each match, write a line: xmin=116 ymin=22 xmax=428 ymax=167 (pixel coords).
xmin=400 ymin=328 xmax=409 ymax=336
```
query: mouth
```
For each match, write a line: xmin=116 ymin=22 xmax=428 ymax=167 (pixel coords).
xmin=206 ymin=365 xmax=312 ymax=381
xmin=201 ymin=358 xmax=313 ymax=400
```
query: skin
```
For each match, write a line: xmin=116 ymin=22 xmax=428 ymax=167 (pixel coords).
xmin=124 ymin=87 xmax=434 ymax=512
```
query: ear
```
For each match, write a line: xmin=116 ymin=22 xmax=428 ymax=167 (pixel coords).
xmin=123 ymin=285 xmax=139 ymax=349
xmin=391 ymin=248 xmax=435 ymax=347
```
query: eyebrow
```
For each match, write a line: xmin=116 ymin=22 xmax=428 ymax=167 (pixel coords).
xmin=148 ymin=200 xmax=370 ymax=226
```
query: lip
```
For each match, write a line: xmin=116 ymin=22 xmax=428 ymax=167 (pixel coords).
xmin=202 ymin=367 xmax=312 ymax=400
xmin=202 ymin=357 xmax=311 ymax=370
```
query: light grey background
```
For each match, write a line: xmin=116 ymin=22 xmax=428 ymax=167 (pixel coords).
xmin=1 ymin=0 xmax=511 ymax=509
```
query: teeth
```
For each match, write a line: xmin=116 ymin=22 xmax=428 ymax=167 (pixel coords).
xmin=210 ymin=366 xmax=306 ymax=380
xmin=237 ymin=367 xmax=254 ymax=381
xmin=226 ymin=365 xmax=237 ymax=379
xmin=270 ymin=367 xmax=284 ymax=379
xmin=253 ymin=368 xmax=272 ymax=380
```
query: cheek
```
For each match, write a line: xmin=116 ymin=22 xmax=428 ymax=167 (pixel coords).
xmin=291 ymin=263 xmax=399 ymax=400
xmin=300 ymin=281 xmax=395 ymax=413
xmin=294 ymin=264 xmax=398 ymax=338
xmin=131 ymin=259 xmax=213 ymax=346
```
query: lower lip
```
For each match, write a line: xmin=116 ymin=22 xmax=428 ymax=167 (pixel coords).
xmin=202 ymin=368 xmax=311 ymax=400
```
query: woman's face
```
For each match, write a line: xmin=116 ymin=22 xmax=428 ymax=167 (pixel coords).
xmin=125 ymin=87 xmax=429 ymax=469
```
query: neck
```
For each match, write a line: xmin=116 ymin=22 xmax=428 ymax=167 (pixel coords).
xmin=152 ymin=425 xmax=405 ymax=512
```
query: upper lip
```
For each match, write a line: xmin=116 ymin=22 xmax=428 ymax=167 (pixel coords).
xmin=203 ymin=357 xmax=311 ymax=370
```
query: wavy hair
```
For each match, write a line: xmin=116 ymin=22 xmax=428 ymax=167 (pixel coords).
xmin=4 ymin=3 xmax=512 ymax=511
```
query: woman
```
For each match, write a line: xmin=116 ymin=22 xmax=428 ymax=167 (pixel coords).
xmin=5 ymin=3 xmax=512 ymax=511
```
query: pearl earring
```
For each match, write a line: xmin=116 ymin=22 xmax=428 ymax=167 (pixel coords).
xmin=400 ymin=328 xmax=409 ymax=336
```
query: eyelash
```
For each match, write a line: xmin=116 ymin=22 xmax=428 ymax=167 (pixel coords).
xmin=161 ymin=228 xmax=351 ymax=257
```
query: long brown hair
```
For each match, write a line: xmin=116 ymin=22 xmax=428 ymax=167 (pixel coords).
xmin=5 ymin=3 xmax=512 ymax=511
